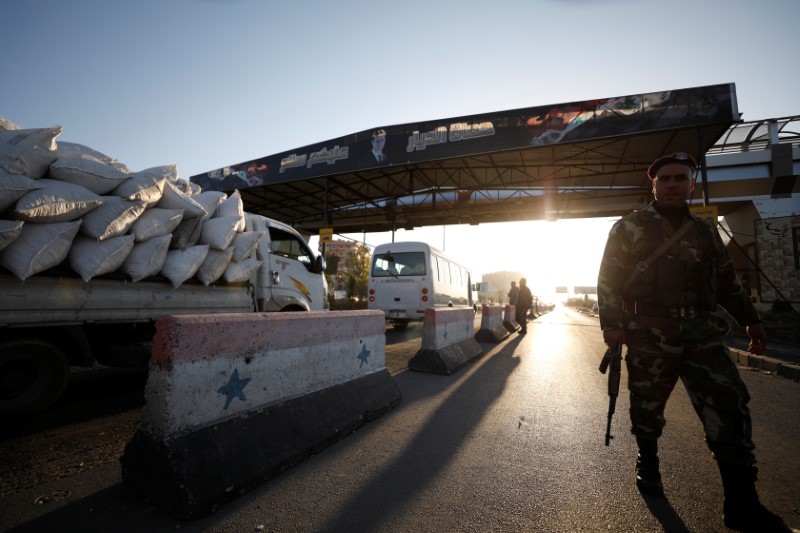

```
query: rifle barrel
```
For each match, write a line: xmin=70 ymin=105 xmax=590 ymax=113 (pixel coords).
xmin=602 ymin=341 xmax=622 ymax=446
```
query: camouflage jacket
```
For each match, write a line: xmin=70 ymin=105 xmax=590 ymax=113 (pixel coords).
xmin=597 ymin=202 xmax=759 ymax=333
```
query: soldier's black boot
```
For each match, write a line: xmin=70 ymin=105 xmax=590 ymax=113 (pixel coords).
xmin=718 ymin=462 xmax=790 ymax=532
xmin=635 ymin=437 xmax=664 ymax=497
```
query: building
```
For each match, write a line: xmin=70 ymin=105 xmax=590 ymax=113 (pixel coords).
xmin=321 ymin=239 xmax=359 ymax=289
xmin=754 ymin=215 xmax=799 ymax=306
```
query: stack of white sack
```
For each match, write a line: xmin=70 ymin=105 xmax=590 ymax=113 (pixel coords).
xmin=0 ymin=116 xmax=262 ymax=287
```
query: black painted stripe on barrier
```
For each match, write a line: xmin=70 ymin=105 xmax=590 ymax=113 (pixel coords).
xmin=409 ymin=338 xmax=483 ymax=375
xmin=121 ymin=369 xmax=400 ymax=519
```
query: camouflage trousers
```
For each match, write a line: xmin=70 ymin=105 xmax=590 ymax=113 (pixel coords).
xmin=624 ymin=319 xmax=756 ymax=465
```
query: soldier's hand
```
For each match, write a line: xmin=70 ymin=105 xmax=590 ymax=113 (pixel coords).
xmin=746 ymin=323 xmax=767 ymax=355
xmin=603 ymin=328 xmax=625 ymax=349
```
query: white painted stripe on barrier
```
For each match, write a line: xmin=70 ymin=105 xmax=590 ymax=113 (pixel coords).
xmin=503 ymin=304 xmax=520 ymax=330
xmin=475 ymin=304 xmax=510 ymax=343
xmin=480 ymin=305 xmax=505 ymax=330
xmin=141 ymin=310 xmax=386 ymax=438
xmin=421 ymin=307 xmax=475 ymax=350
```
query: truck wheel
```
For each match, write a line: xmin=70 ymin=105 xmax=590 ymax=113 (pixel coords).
xmin=391 ymin=320 xmax=409 ymax=329
xmin=0 ymin=338 xmax=70 ymax=417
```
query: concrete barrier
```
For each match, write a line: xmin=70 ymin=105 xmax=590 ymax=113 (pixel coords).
xmin=503 ymin=304 xmax=520 ymax=333
xmin=408 ymin=307 xmax=483 ymax=374
xmin=121 ymin=310 xmax=401 ymax=519
xmin=474 ymin=305 xmax=511 ymax=343
xmin=729 ymin=347 xmax=800 ymax=381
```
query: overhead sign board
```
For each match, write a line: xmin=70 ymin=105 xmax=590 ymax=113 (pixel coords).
xmin=190 ymin=84 xmax=739 ymax=193
xmin=574 ymin=286 xmax=597 ymax=295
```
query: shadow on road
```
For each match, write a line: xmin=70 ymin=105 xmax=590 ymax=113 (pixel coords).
xmin=642 ymin=493 xmax=692 ymax=533
xmin=314 ymin=336 xmax=524 ymax=533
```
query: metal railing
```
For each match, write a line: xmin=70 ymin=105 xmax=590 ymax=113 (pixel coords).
xmin=707 ymin=115 xmax=800 ymax=155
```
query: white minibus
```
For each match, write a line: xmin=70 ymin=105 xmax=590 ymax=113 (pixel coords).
xmin=367 ymin=241 xmax=478 ymax=328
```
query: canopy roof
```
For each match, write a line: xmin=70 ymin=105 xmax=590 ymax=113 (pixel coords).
xmin=191 ymin=83 xmax=739 ymax=234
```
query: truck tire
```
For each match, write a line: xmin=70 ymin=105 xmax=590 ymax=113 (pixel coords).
xmin=0 ymin=338 xmax=70 ymax=417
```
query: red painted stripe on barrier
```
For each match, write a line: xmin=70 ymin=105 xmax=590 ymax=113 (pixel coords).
xmin=151 ymin=310 xmax=384 ymax=364
xmin=423 ymin=307 xmax=474 ymax=325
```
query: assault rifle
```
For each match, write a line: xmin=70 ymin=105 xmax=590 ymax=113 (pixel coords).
xmin=598 ymin=341 xmax=622 ymax=446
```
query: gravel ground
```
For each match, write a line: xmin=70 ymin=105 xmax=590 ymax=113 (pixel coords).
xmin=0 ymin=410 xmax=140 ymax=499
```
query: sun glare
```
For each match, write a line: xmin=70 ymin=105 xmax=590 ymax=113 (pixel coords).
xmin=330 ymin=217 xmax=617 ymax=300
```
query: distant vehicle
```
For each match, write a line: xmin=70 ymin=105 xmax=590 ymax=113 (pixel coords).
xmin=367 ymin=241 xmax=478 ymax=328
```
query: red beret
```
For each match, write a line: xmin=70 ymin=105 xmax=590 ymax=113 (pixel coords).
xmin=647 ymin=152 xmax=698 ymax=180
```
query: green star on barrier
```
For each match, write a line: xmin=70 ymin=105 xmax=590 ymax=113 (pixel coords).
xmin=217 ymin=368 xmax=251 ymax=410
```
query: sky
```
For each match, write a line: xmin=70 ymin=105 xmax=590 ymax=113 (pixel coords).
xmin=3 ymin=0 xmax=798 ymax=298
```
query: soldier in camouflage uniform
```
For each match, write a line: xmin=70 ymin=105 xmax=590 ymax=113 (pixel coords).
xmin=597 ymin=152 xmax=789 ymax=532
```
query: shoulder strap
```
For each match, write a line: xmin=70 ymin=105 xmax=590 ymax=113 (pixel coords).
xmin=622 ymin=218 xmax=695 ymax=292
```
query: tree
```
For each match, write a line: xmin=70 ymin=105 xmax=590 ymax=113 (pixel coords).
xmin=344 ymin=244 xmax=371 ymax=299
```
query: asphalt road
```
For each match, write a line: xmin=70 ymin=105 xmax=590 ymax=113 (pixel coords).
xmin=2 ymin=306 xmax=799 ymax=532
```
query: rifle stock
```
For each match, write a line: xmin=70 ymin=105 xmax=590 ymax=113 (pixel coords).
xmin=599 ymin=341 xmax=622 ymax=446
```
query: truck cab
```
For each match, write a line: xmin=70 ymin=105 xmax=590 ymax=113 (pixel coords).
xmin=246 ymin=214 xmax=328 ymax=312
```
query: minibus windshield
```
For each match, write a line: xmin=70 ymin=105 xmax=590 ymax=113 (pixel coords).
xmin=371 ymin=251 xmax=427 ymax=277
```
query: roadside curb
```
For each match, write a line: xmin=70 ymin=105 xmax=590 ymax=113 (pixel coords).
xmin=729 ymin=347 xmax=800 ymax=381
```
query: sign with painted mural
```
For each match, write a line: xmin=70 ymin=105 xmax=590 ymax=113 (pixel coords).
xmin=191 ymin=84 xmax=738 ymax=192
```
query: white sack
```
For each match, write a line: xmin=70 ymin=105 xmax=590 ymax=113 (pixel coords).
xmin=223 ymin=258 xmax=261 ymax=284
xmin=0 ymin=170 xmax=44 ymax=212
xmin=80 ymin=196 xmax=146 ymax=240
xmin=196 ymin=246 xmax=234 ymax=286
xmin=199 ymin=215 xmax=239 ymax=250
xmin=171 ymin=179 xmax=194 ymax=195
xmin=232 ymin=231 xmax=263 ymax=262
xmin=140 ymin=164 xmax=178 ymax=183
xmin=50 ymin=153 xmax=130 ymax=195
xmin=161 ymin=244 xmax=208 ymax=288
xmin=69 ymin=234 xmax=135 ymax=282
xmin=0 ymin=220 xmax=24 ymax=252
xmin=157 ymin=180 xmax=207 ymax=218
xmin=55 ymin=142 xmax=132 ymax=173
xmin=14 ymin=179 xmax=103 ymax=223
xmin=0 ymin=220 xmax=81 ymax=280
xmin=112 ymin=169 xmax=166 ymax=206
xmin=0 ymin=115 xmax=21 ymax=132
xmin=255 ymin=231 xmax=273 ymax=262
xmin=215 ymin=189 xmax=244 ymax=231
xmin=119 ymin=234 xmax=171 ymax=282
xmin=193 ymin=191 xmax=226 ymax=222
xmin=170 ymin=216 xmax=203 ymax=250
xmin=0 ymin=126 xmax=61 ymax=179
xmin=129 ymin=207 xmax=183 ymax=242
